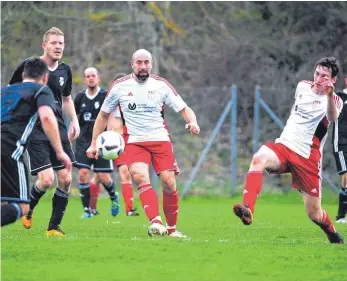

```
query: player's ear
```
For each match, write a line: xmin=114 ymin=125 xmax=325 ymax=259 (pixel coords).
xmin=331 ymin=76 xmax=337 ymax=84
xmin=41 ymin=41 xmax=46 ymax=50
xmin=42 ymin=73 xmax=49 ymax=85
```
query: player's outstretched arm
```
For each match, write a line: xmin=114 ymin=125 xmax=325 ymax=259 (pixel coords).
xmin=86 ymin=111 xmax=110 ymax=159
xmin=63 ymin=95 xmax=80 ymax=140
xmin=180 ymin=106 xmax=200 ymax=135
xmin=38 ymin=105 xmax=72 ymax=171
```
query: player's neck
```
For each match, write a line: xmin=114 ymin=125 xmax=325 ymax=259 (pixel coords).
xmin=132 ymin=73 xmax=149 ymax=84
xmin=87 ymin=86 xmax=100 ymax=96
xmin=23 ymin=78 xmax=38 ymax=83
xmin=343 ymin=88 xmax=347 ymax=94
xmin=40 ymin=55 xmax=59 ymax=70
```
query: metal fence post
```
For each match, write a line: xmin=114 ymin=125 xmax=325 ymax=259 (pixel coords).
xmin=253 ymin=86 xmax=260 ymax=154
xmin=231 ymin=85 xmax=237 ymax=196
xmin=181 ymin=99 xmax=233 ymax=199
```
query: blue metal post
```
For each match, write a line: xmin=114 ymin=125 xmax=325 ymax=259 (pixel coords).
xmin=181 ymin=100 xmax=232 ymax=199
xmin=231 ymin=85 xmax=237 ymax=196
xmin=253 ymin=86 xmax=260 ymax=154
xmin=259 ymin=98 xmax=284 ymax=129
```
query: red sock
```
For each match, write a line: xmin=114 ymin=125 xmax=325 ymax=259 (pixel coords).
xmin=121 ymin=183 xmax=134 ymax=213
xmin=90 ymin=182 xmax=101 ymax=210
xmin=138 ymin=184 xmax=160 ymax=222
xmin=242 ymin=171 xmax=263 ymax=213
xmin=163 ymin=190 xmax=179 ymax=234
xmin=313 ymin=210 xmax=336 ymax=235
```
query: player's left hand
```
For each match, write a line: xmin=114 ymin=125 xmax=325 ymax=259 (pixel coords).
xmin=185 ymin=122 xmax=200 ymax=135
xmin=321 ymin=77 xmax=335 ymax=96
xmin=68 ymin=120 xmax=80 ymax=141
xmin=86 ymin=143 xmax=99 ymax=159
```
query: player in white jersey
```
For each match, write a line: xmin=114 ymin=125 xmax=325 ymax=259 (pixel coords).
xmin=233 ymin=57 xmax=344 ymax=244
xmin=87 ymin=49 xmax=200 ymax=237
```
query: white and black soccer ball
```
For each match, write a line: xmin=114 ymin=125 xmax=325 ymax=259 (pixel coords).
xmin=96 ymin=131 xmax=125 ymax=160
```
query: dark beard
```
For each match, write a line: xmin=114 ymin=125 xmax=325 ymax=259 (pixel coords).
xmin=135 ymin=72 xmax=149 ymax=82
xmin=88 ymin=86 xmax=97 ymax=91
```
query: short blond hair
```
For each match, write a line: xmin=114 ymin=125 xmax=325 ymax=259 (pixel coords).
xmin=43 ymin=27 xmax=64 ymax=42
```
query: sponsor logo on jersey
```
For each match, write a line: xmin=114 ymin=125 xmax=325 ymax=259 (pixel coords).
xmin=59 ymin=77 xmax=64 ymax=86
xmin=94 ymin=101 xmax=100 ymax=109
xmin=128 ymin=103 xmax=136 ymax=110
xmin=83 ymin=112 xmax=92 ymax=121
xmin=128 ymin=92 xmax=133 ymax=96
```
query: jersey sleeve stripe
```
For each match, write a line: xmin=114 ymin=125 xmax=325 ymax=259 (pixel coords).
xmin=150 ymin=74 xmax=179 ymax=96
xmin=106 ymin=74 xmax=131 ymax=97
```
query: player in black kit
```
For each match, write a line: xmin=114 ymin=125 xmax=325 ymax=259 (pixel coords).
xmin=1 ymin=57 xmax=72 ymax=227
xmin=332 ymin=77 xmax=347 ymax=223
xmin=74 ymin=67 xmax=120 ymax=218
xmin=8 ymin=27 xmax=80 ymax=236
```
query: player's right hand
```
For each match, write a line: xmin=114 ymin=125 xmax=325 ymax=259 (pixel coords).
xmin=185 ymin=122 xmax=200 ymax=135
xmin=57 ymin=151 xmax=72 ymax=171
xmin=321 ymin=76 xmax=335 ymax=96
xmin=86 ymin=144 xmax=99 ymax=159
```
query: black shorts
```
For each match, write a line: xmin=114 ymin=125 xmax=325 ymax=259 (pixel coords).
xmin=27 ymin=140 xmax=76 ymax=175
xmin=75 ymin=147 xmax=113 ymax=173
xmin=1 ymin=154 xmax=30 ymax=203
xmin=334 ymin=151 xmax=347 ymax=175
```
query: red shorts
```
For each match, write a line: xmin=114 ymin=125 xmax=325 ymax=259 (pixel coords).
xmin=265 ymin=142 xmax=322 ymax=198
xmin=126 ymin=141 xmax=180 ymax=175
xmin=113 ymin=135 xmax=128 ymax=169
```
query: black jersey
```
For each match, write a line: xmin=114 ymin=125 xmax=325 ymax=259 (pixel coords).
xmin=74 ymin=88 xmax=108 ymax=149
xmin=1 ymin=82 xmax=55 ymax=157
xmin=9 ymin=59 xmax=72 ymax=141
xmin=332 ymin=90 xmax=347 ymax=152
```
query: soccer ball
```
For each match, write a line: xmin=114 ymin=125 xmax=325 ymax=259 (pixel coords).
xmin=96 ymin=131 xmax=125 ymax=160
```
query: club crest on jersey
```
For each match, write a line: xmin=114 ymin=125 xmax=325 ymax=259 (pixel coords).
xmin=128 ymin=103 xmax=136 ymax=110
xmin=94 ymin=101 xmax=100 ymax=109
xmin=148 ymin=90 xmax=155 ymax=100
xmin=312 ymin=100 xmax=321 ymax=109
xmin=59 ymin=77 xmax=64 ymax=86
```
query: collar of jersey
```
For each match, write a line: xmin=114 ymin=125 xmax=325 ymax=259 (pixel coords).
xmin=85 ymin=87 xmax=101 ymax=100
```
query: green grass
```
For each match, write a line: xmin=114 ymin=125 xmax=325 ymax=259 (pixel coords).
xmin=1 ymin=191 xmax=346 ymax=281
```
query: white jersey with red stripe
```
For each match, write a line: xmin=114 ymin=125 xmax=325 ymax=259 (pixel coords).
xmin=102 ymin=73 xmax=187 ymax=143
xmin=275 ymin=80 xmax=343 ymax=159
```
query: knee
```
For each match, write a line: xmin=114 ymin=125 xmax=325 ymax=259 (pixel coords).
xmin=132 ymin=172 xmax=148 ymax=186
xmin=37 ymin=172 xmax=55 ymax=189
xmin=307 ymin=208 xmax=322 ymax=223
xmin=98 ymin=174 xmax=111 ymax=185
xmin=19 ymin=203 xmax=30 ymax=217
xmin=79 ymin=170 xmax=90 ymax=183
xmin=58 ymin=170 xmax=72 ymax=187
xmin=250 ymin=153 xmax=267 ymax=170
xmin=161 ymin=175 xmax=176 ymax=193
xmin=119 ymin=167 xmax=131 ymax=183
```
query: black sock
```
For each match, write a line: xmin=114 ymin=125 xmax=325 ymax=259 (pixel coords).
xmin=337 ymin=187 xmax=347 ymax=219
xmin=1 ymin=204 xmax=21 ymax=227
xmin=79 ymin=183 xmax=91 ymax=212
xmin=102 ymin=180 xmax=116 ymax=201
xmin=29 ymin=184 xmax=46 ymax=213
xmin=48 ymin=189 xmax=69 ymax=230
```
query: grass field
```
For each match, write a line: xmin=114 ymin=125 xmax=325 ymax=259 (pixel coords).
xmin=1 ymin=190 xmax=346 ymax=281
